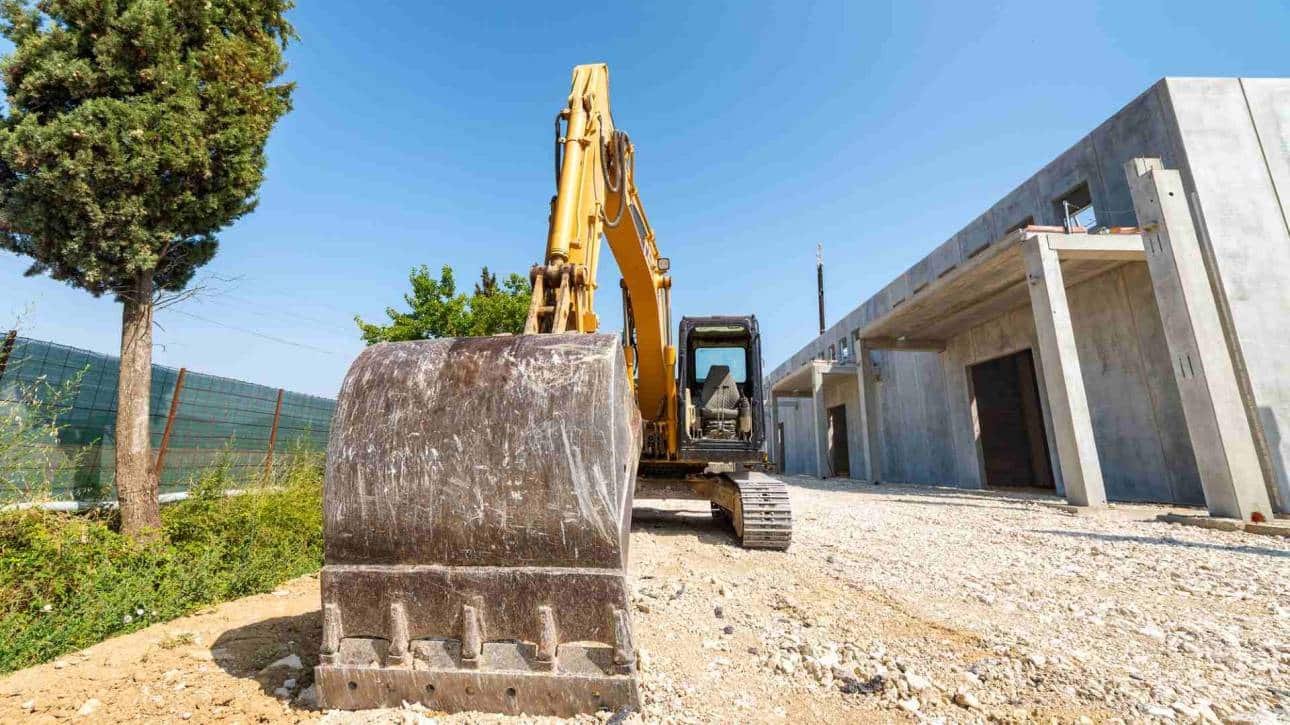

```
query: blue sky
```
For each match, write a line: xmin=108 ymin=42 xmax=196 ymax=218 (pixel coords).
xmin=2 ymin=1 xmax=1288 ymax=397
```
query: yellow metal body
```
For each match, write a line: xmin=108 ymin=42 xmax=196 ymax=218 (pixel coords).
xmin=525 ymin=63 xmax=678 ymax=459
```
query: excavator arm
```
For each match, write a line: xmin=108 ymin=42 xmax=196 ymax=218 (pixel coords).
xmin=525 ymin=63 xmax=678 ymax=459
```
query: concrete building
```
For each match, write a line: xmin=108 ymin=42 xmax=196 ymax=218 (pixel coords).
xmin=766 ymin=77 xmax=1290 ymax=520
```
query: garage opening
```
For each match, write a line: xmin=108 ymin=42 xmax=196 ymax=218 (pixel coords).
xmin=827 ymin=404 xmax=850 ymax=477
xmin=970 ymin=349 xmax=1054 ymax=489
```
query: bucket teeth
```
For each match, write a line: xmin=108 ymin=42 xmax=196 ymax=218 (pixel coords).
xmin=318 ymin=334 xmax=641 ymax=716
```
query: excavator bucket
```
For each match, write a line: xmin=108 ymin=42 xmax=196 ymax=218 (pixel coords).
xmin=315 ymin=334 xmax=641 ymax=716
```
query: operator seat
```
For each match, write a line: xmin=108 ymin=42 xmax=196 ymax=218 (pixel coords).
xmin=698 ymin=365 xmax=741 ymax=439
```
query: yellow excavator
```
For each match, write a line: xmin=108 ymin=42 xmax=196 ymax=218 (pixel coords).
xmin=315 ymin=64 xmax=792 ymax=716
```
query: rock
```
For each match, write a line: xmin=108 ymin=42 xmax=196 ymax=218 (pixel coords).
xmin=273 ymin=589 xmax=289 ymax=596
xmin=1026 ymin=653 xmax=1047 ymax=668
xmin=953 ymin=689 xmax=980 ymax=709
xmin=78 ymin=698 xmax=101 ymax=716
xmin=776 ymin=657 xmax=796 ymax=675
xmin=898 ymin=697 xmax=920 ymax=713
xmin=296 ymin=684 xmax=319 ymax=709
xmin=53 ymin=660 xmax=68 ymax=670
xmin=180 ymin=713 xmax=192 ymax=721
xmin=722 ymin=625 xmax=735 ymax=635
xmin=261 ymin=653 xmax=303 ymax=672
xmin=904 ymin=672 xmax=931 ymax=692
xmin=713 ymin=605 xmax=724 ymax=619
xmin=635 ymin=602 xmax=651 ymax=614
xmin=21 ymin=700 xmax=34 ymax=711
xmin=637 ymin=649 xmax=652 ymax=671
xmin=1139 ymin=625 xmax=1166 ymax=641
xmin=1146 ymin=704 xmax=1176 ymax=719
xmin=283 ymin=678 xmax=297 ymax=690
xmin=188 ymin=649 xmax=213 ymax=662
xmin=274 ymin=687 xmax=292 ymax=699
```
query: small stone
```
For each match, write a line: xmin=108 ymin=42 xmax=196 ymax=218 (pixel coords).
xmin=904 ymin=672 xmax=931 ymax=691
xmin=78 ymin=698 xmax=101 ymax=716
xmin=637 ymin=649 xmax=652 ymax=671
xmin=1146 ymin=704 xmax=1175 ymax=718
xmin=714 ymin=605 xmax=724 ymax=618
xmin=180 ymin=713 xmax=192 ymax=721
xmin=1026 ymin=653 xmax=1047 ymax=668
xmin=635 ymin=602 xmax=651 ymax=614
xmin=1138 ymin=625 xmax=1166 ymax=641
xmin=261 ymin=653 xmax=303 ymax=672
xmin=53 ymin=660 xmax=68 ymax=670
xmin=188 ymin=649 xmax=213 ymax=662
xmin=273 ymin=589 xmax=289 ymax=596
xmin=274 ymin=687 xmax=292 ymax=699
xmin=21 ymin=700 xmax=34 ymax=711
xmin=899 ymin=697 xmax=920 ymax=713
xmin=722 ymin=625 xmax=735 ymax=635
xmin=296 ymin=684 xmax=319 ymax=709
xmin=953 ymin=689 xmax=980 ymax=709
xmin=776 ymin=658 xmax=796 ymax=675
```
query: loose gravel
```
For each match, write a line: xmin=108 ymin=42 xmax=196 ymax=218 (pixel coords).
xmin=1 ymin=476 xmax=1285 ymax=723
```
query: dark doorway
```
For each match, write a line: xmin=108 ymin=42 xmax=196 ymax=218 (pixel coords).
xmin=970 ymin=350 xmax=1054 ymax=488
xmin=827 ymin=405 xmax=850 ymax=477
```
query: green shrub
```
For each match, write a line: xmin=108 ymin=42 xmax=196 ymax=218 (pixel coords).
xmin=0 ymin=453 xmax=323 ymax=673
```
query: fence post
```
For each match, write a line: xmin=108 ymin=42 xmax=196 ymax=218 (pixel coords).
xmin=0 ymin=330 xmax=16 ymax=382
xmin=154 ymin=367 xmax=187 ymax=477
xmin=264 ymin=388 xmax=285 ymax=477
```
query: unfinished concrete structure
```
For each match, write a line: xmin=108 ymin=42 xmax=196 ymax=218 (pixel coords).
xmin=767 ymin=77 xmax=1290 ymax=519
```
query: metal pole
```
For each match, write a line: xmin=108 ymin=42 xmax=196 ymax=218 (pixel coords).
xmin=816 ymin=243 xmax=825 ymax=336
xmin=264 ymin=388 xmax=285 ymax=477
xmin=154 ymin=368 xmax=187 ymax=477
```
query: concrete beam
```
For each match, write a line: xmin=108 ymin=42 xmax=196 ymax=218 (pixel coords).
xmin=861 ymin=337 xmax=947 ymax=352
xmin=810 ymin=365 xmax=828 ymax=478
xmin=1023 ymin=236 xmax=1108 ymax=507
xmin=1044 ymin=232 xmax=1147 ymax=261
xmin=1125 ymin=158 xmax=1274 ymax=521
xmin=857 ymin=342 xmax=884 ymax=483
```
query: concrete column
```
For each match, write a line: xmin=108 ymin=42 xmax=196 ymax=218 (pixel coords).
xmin=811 ymin=364 xmax=828 ymax=478
xmin=857 ymin=342 xmax=884 ymax=482
xmin=1125 ymin=158 xmax=1274 ymax=520
xmin=770 ymin=392 xmax=782 ymax=473
xmin=1023 ymin=236 xmax=1108 ymax=507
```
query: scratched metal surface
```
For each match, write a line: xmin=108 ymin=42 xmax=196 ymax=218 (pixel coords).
xmin=324 ymin=334 xmax=641 ymax=570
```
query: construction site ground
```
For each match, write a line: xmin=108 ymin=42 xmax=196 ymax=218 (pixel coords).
xmin=2 ymin=476 xmax=1286 ymax=724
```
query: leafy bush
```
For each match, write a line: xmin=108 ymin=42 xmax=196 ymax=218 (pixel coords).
xmin=0 ymin=452 xmax=323 ymax=673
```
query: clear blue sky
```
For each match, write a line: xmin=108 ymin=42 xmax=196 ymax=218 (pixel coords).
xmin=3 ymin=1 xmax=1288 ymax=397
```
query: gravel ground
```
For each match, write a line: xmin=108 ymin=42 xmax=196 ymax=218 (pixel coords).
xmin=1 ymin=476 xmax=1286 ymax=723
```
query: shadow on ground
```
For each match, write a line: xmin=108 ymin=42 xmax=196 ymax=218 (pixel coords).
xmin=211 ymin=610 xmax=322 ymax=708
xmin=1034 ymin=528 xmax=1290 ymax=559
xmin=631 ymin=504 xmax=740 ymax=546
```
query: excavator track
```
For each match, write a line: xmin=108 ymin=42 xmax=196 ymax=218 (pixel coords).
xmin=729 ymin=472 xmax=793 ymax=550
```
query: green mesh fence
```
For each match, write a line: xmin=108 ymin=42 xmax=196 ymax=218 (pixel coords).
xmin=0 ymin=332 xmax=335 ymax=502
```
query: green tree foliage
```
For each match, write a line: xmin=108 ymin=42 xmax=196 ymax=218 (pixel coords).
xmin=0 ymin=0 xmax=295 ymax=536
xmin=0 ymin=0 xmax=295 ymax=294
xmin=356 ymin=265 xmax=531 ymax=344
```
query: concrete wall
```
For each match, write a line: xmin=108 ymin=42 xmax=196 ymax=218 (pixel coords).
xmin=1164 ymin=78 xmax=1290 ymax=510
xmin=872 ymin=350 xmax=955 ymax=484
xmin=822 ymin=374 xmax=866 ymax=478
xmin=775 ymin=397 xmax=816 ymax=475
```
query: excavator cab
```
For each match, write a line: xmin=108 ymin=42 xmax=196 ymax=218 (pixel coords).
xmin=677 ymin=316 xmax=764 ymax=461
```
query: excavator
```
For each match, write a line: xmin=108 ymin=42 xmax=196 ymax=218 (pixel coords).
xmin=315 ymin=64 xmax=793 ymax=717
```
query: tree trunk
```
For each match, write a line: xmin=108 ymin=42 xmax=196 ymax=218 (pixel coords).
xmin=116 ymin=269 xmax=162 ymax=538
